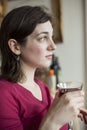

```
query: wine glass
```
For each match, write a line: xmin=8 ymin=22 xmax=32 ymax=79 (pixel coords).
xmin=57 ymin=81 xmax=83 ymax=130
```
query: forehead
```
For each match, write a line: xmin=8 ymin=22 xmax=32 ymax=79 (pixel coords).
xmin=32 ymin=21 xmax=53 ymax=36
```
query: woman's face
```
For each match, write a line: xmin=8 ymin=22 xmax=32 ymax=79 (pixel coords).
xmin=20 ymin=21 xmax=56 ymax=68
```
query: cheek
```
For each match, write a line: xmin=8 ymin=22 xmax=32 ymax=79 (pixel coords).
xmin=30 ymin=46 xmax=45 ymax=55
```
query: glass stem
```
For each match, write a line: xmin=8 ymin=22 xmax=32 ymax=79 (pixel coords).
xmin=68 ymin=121 xmax=73 ymax=130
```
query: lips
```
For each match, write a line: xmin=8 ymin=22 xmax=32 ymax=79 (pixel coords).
xmin=45 ymin=54 xmax=53 ymax=59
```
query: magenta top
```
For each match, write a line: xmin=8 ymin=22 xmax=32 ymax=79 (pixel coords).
xmin=0 ymin=78 xmax=68 ymax=130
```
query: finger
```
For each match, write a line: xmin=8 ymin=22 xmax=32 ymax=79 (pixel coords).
xmin=80 ymin=108 xmax=87 ymax=114
xmin=78 ymin=113 xmax=84 ymax=121
xmin=83 ymin=113 xmax=87 ymax=124
xmin=79 ymin=109 xmax=87 ymax=124
xmin=55 ymin=90 xmax=61 ymax=98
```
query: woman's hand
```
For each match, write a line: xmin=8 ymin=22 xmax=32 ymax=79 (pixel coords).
xmin=50 ymin=90 xmax=84 ymax=125
xmin=39 ymin=90 xmax=84 ymax=130
xmin=78 ymin=108 xmax=87 ymax=124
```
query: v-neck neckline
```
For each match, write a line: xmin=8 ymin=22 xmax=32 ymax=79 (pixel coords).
xmin=15 ymin=78 xmax=44 ymax=103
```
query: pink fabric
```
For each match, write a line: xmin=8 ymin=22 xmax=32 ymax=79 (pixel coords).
xmin=0 ymin=78 xmax=68 ymax=130
xmin=60 ymin=124 xmax=68 ymax=130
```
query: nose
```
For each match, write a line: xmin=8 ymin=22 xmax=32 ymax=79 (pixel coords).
xmin=48 ymin=39 xmax=56 ymax=50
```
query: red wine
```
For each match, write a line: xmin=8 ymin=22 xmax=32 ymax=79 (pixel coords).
xmin=58 ymin=86 xmax=83 ymax=96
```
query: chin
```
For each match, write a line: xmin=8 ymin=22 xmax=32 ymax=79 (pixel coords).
xmin=42 ymin=63 xmax=51 ymax=68
xmin=37 ymin=61 xmax=51 ymax=69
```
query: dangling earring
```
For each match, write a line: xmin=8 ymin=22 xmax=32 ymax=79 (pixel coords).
xmin=16 ymin=55 xmax=20 ymax=61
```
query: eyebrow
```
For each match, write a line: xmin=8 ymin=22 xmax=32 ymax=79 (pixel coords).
xmin=36 ymin=31 xmax=54 ymax=38
xmin=36 ymin=32 xmax=49 ymax=36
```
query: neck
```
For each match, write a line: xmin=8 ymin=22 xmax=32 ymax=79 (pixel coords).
xmin=19 ymin=62 xmax=36 ymax=85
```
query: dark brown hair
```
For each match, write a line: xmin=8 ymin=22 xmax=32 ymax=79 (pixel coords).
xmin=0 ymin=5 xmax=53 ymax=82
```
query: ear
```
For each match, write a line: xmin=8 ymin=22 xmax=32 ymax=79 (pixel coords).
xmin=8 ymin=39 xmax=21 ymax=55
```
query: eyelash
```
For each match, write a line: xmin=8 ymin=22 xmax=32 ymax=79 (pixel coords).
xmin=38 ymin=35 xmax=54 ymax=42
xmin=38 ymin=36 xmax=48 ymax=42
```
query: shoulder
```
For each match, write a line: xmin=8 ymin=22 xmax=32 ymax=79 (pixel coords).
xmin=0 ymin=79 xmax=16 ymax=92
xmin=0 ymin=79 xmax=19 ymax=114
xmin=0 ymin=78 xmax=13 ymax=89
xmin=0 ymin=79 xmax=18 ymax=103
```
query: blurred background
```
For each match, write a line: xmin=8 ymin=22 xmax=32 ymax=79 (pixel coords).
xmin=0 ymin=0 xmax=87 ymax=129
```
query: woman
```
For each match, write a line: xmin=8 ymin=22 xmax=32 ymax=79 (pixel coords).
xmin=0 ymin=6 xmax=84 ymax=130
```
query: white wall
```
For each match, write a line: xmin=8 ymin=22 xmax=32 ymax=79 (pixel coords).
xmin=55 ymin=0 xmax=85 ymax=83
xmin=7 ymin=0 xmax=52 ymax=13
xmin=8 ymin=0 xmax=86 ymax=129
xmin=55 ymin=0 xmax=86 ymax=129
xmin=84 ymin=0 xmax=87 ymax=129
